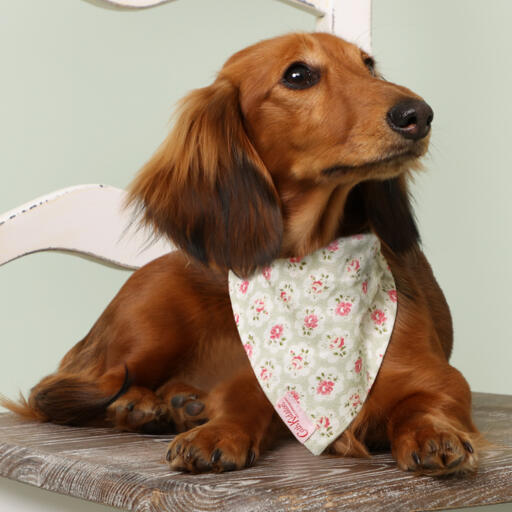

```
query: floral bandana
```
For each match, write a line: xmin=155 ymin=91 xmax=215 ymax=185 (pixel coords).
xmin=228 ymin=234 xmax=397 ymax=455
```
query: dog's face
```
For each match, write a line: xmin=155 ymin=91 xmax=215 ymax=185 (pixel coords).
xmin=129 ymin=33 xmax=431 ymax=277
xmin=224 ymin=33 xmax=431 ymax=185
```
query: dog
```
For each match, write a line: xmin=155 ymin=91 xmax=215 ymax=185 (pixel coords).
xmin=2 ymin=32 xmax=480 ymax=476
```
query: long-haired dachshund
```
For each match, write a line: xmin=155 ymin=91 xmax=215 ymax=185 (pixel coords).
xmin=2 ymin=33 xmax=480 ymax=476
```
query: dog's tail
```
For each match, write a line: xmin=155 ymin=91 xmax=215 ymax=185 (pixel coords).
xmin=0 ymin=392 xmax=46 ymax=421
xmin=0 ymin=366 xmax=131 ymax=425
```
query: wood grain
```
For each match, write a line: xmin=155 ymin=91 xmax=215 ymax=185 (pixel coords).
xmin=0 ymin=392 xmax=510 ymax=511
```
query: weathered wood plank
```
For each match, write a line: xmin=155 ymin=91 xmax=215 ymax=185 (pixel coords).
xmin=0 ymin=393 xmax=511 ymax=511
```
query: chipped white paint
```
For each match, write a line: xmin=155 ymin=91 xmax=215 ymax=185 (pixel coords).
xmin=0 ymin=185 xmax=174 ymax=270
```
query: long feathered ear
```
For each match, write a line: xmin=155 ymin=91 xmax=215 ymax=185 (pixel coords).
xmin=361 ymin=175 xmax=420 ymax=253
xmin=128 ymin=78 xmax=283 ymax=277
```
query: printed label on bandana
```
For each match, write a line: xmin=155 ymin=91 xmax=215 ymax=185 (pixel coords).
xmin=228 ymin=234 xmax=397 ymax=456
xmin=276 ymin=392 xmax=316 ymax=443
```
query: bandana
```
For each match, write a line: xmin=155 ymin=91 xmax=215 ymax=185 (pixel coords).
xmin=228 ymin=234 xmax=397 ymax=455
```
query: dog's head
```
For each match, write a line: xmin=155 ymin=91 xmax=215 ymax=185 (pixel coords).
xmin=129 ymin=33 xmax=432 ymax=276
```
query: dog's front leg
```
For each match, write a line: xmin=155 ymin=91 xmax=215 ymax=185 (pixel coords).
xmin=385 ymin=362 xmax=479 ymax=476
xmin=360 ymin=327 xmax=481 ymax=476
xmin=165 ymin=368 xmax=276 ymax=473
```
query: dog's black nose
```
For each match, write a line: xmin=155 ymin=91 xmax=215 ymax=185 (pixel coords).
xmin=386 ymin=99 xmax=433 ymax=140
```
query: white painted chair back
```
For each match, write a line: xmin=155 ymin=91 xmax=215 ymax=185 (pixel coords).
xmin=0 ymin=0 xmax=371 ymax=271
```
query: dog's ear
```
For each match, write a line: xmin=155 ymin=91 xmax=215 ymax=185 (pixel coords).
xmin=128 ymin=78 xmax=283 ymax=277
xmin=360 ymin=175 xmax=420 ymax=253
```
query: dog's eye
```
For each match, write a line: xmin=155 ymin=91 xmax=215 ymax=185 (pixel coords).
xmin=282 ymin=62 xmax=320 ymax=90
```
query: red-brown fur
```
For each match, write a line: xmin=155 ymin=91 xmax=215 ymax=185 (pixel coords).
xmin=1 ymin=33 xmax=481 ymax=475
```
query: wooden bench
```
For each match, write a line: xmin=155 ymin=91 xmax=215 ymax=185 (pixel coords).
xmin=0 ymin=392 xmax=511 ymax=511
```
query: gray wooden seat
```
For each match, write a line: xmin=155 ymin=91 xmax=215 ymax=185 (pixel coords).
xmin=0 ymin=393 xmax=511 ymax=511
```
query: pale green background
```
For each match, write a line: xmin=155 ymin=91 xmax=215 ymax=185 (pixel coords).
xmin=0 ymin=0 xmax=511 ymax=510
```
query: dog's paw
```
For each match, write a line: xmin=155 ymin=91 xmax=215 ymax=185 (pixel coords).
xmin=107 ymin=386 xmax=174 ymax=434
xmin=157 ymin=382 xmax=210 ymax=432
xmin=165 ymin=420 xmax=257 ymax=473
xmin=392 ymin=422 xmax=478 ymax=476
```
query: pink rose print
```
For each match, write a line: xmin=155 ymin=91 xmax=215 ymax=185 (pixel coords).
xmin=270 ymin=324 xmax=284 ymax=339
xmin=317 ymin=380 xmax=335 ymax=395
xmin=388 ymin=289 xmax=397 ymax=303
xmin=351 ymin=393 xmax=361 ymax=408
xmin=347 ymin=259 xmax=360 ymax=272
xmin=254 ymin=298 xmax=266 ymax=313
xmin=289 ymin=390 xmax=301 ymax=403
xmin=311 ymin=279 xmax=323 ymax=294
xmin=289 ymin=256 xmax=302 ymax=263
xmin=362 ymin=281 xmax=368 ymax=294
xmin=239 ymin=281 xmax=249 ymax=294
xmin=260 ymin=367 xmax=271 ymax=381
xmin=291 ymin=355 xmax=304 ymax=370
xmin=352 ymin=234 xmax=363 ymax=240
xmin=280 ymin=290 xmax=290 ymax=302
xmin=327 ymin=240 xmax=339 ymax=252
xmin=288 ymin=348 xmax=309 ymax=373
xmin=371 ymin=309 xmax=387 ymax=325
xmin=354 ymin=357 xmax=362 ymax=374
xmin=335 ymin=301 xmax=352 ymax=316
xmin=329 ymin=337 xmax=345 ymax=350
xmin=317 ymin=416 xmax=331 ymax=429
xmin=243 ymin=343 xmax=253 ymax=358
xmin=234 ymin=313 xmax=240 ymax=325
xmin=262 ymin=266 xmax=272 ymax=281
xmin=304 ymin=314 xmax=319 ymax=329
